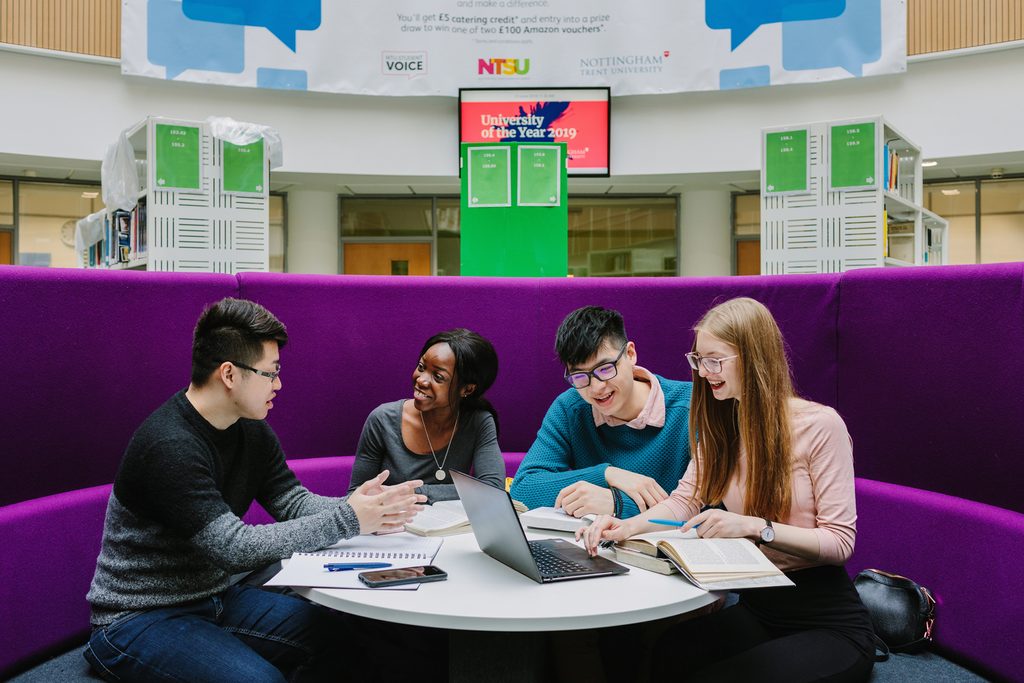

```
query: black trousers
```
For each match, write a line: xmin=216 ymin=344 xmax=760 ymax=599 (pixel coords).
xmin=651 ymin=566 xmax=876 ymax=683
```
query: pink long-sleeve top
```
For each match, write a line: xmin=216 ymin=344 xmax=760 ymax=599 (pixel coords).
xmin=661 ymin=399 xmax=857 ymax=572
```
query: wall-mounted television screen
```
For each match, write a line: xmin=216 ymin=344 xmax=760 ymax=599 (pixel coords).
xmin=459 ymin=87 xmax=610 ymax=177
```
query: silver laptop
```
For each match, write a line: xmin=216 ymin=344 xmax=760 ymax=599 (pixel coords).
xmin=451 ymin=470 xmax=628 ymax=583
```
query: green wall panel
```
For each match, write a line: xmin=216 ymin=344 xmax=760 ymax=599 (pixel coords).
xmin=460 ymin=142 xmax=567 ymax=277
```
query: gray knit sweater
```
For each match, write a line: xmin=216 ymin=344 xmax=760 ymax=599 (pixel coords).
xmin=87 ymin=390 xmax=359 ymax=626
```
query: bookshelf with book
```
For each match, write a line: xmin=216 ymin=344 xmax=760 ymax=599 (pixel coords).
xmin=82 ymin=200 xmax=149 ymax=270
xmin=85 ymin=116 xmax=270 ymax=273
xmin=761 ymin=116 xmax=948 ymax=273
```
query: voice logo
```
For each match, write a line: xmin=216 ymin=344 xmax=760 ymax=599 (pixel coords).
xmin=382 ymin=51 xmax=428 ymax=75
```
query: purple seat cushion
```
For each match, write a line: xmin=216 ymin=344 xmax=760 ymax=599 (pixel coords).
xmin=850 ymin=478 xmax=1024 ymax=682
xmin=503 ymin=451 xmax=526 ymax=478
xmin=0 ymin=266 xmax=238 ymax=506
xmin=0 ymin=484 xmax=111 ymax=677
xmin=837 ymin=263 xmax=1024 ymax=511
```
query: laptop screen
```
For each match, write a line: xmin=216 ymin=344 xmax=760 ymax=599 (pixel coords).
xmin=451 ymin=470 xmax=542 ymax=582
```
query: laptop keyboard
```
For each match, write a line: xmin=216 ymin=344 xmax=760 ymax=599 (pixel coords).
xmin=529 ymin=540 xmax=588 ymax=575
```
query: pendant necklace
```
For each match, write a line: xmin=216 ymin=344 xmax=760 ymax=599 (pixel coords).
xmin=419 ymin=410 xmax=459 ymax=481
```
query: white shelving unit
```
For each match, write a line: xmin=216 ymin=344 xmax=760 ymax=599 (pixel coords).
xmin=760 ymin=116 xmax=949 ymax=274
xmin=86 ymin=116 xmax=270 ymax=273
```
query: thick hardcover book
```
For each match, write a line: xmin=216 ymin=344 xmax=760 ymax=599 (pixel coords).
xmin=613 ymin=546 xmax=678 ymax=575
xmin=617 ymin=530 xmax=793 ymax=591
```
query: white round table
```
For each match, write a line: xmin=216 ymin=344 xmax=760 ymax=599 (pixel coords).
xmin=295 ymin=529 xmax=719 ymax=682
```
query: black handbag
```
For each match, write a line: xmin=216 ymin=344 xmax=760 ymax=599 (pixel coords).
xmin=854 ymin=568 xmax=936 ymax=657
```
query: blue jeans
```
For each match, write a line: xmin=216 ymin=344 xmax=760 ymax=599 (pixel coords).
xmin=84 ymin=584 xmax=347 ymax=682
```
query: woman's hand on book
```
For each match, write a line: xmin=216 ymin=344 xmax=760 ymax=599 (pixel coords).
xmin=576 ymin=514 xmax=636 ymax=557
xmin=348 ymin=470 xmax=428 ymax=534
xmin=682 ymin=508 xmax=761 ymax=541
xmin=604 ymin=466 xmax=669 ymax=512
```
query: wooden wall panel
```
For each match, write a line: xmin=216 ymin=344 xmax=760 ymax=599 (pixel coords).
xmin=909 ymin=0 xmax=1024 ymax=55
xmin=0 ymin=1 xmax=1021 ymax=61
xmin=343 ymin=243 xmax=432 ymax=276
xmin=0 ymin=0 xmax=120 ymax=58
xmin=0 ymin=231 xmax=12 ymax=266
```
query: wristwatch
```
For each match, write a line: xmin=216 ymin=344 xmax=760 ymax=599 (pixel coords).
xmin=758 ymin=519 xmax=775 ymax=545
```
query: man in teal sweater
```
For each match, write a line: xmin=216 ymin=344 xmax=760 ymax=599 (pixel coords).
xmin=511 ymin=306 xmax=692 ymax=519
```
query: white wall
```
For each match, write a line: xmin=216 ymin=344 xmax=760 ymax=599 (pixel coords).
xmin=1 ymin=46 xmax=1022 ymax=177
xmin=286 ymin=189 xmax=338 ymax=274
xmin=680 ymin=190 xmax=731 ymax=276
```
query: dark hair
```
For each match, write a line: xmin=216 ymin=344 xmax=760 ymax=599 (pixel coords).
xmin=420 ymin=328 xmax=500 ymax=436
xmin=191 ymin=297 xmax=288 ymax=386
xmin=554 ymin=306 xmax=627 ymax=367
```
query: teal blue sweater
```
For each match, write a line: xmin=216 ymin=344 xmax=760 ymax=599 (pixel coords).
xmin=511 ymin=376 xmax=692 ymax=518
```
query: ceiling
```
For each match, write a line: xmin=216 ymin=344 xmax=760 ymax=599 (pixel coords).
xmin=921 ymin=150 xmax=1024 ymax=182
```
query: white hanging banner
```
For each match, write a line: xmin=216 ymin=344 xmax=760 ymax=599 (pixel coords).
xmin=122 ymin=0 xmax=906 ymax=96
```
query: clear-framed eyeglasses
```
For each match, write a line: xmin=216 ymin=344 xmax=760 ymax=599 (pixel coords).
xmin=685 ymin=352 xmax=738 ymax=374
xmin=564 ymin=343 xmax=628 ymax=389
xmin=226 ymin=360 xmax=281 ymax=382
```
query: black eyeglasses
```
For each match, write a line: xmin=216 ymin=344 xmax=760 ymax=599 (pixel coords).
xmin=226 ymin=360 xmax=281 ymax=382
xmin=564 ymin=343 xmax=628 ymax=389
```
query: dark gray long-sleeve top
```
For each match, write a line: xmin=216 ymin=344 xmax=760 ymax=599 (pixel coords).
xmin=87 ymin=390 xmax=359 ymax=626
xmin=347 ymin=400 xmax=505 ymax=503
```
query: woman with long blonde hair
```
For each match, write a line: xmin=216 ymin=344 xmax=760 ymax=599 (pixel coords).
xmin=581 ymin=297 xmax=876 ymax=682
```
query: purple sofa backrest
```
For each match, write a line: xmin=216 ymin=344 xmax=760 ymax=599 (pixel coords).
xmin=0 ymin=266 xmax=238 ymax=506
xmin=236 ymin=271 xmax=840 ymax=461
xmin=837 ymin=263 xmax=1024 ymax=512
xmin=3 ymin=263 xmax=1023 ymax=513
xmin=851 ymin=478 xmax=1024 ymax=681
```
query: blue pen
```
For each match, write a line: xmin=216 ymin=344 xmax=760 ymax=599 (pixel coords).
xmin=323 ymin=562 xmax=392 ymax=572
xmin=649 ymin=518 xmax=700 ymax=528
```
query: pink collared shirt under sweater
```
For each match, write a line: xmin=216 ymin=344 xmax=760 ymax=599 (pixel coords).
xmin=591 ymin=366 xmax=666 ymax=429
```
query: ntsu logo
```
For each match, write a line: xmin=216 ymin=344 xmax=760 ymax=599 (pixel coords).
xmin=477 ymin=58 xmax=530 ymax=75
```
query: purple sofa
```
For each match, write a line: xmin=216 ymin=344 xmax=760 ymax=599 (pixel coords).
xmin=2 ymin=263 xmax=1022 ymax=680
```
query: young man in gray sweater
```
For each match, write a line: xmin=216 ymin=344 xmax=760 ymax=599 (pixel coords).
xmin=85 ymin=297 xmax=425 ymax=682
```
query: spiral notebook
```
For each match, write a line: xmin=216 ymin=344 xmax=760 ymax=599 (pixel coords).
xmin=265 ymin=533 xmax=443 ymax=590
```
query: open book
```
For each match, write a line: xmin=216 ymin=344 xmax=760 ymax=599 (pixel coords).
xmin=617 ymin=530 xmax=793 ymax=590
xmin=405 ymin=500 xmax=471 ymax=537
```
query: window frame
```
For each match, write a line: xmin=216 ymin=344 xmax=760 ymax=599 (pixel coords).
xmin=338 ymin=193 xmax=681 ymax=277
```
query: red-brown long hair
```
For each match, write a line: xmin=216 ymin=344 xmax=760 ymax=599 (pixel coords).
xmin=688 ymin=298 xmax=794 ymax=521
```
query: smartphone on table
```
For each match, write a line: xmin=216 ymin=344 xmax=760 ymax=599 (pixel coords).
xmin=358 ymin=565 xmax=448 ymax=588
